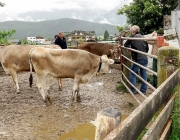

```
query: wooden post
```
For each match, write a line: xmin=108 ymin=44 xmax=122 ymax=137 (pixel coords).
xmin=157 ymin=46 xmax=179 ymax=86
xmin=95 ymin=107 xmax=121 ymax=140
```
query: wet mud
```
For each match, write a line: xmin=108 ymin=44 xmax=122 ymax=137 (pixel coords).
xmin=0 ymin=66 xmax=146 ymax=140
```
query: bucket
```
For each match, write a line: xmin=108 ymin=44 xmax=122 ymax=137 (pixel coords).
xmin=157 ymin=36 xmax=164 ymax=47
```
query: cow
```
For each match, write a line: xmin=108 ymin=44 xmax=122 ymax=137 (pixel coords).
xmin=0 ymin=45 xmax=62 ymax=94
xmin=28 ymin=48 xmax=114 ymax=106
xmin=77 ymin=42 xmax=120 ymax=60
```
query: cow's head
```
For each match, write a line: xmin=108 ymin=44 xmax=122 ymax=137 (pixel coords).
xmin=99 ymin=55 xmax=114 ymax=74
xmin=109 ymin=46 xmax=120 ymax=60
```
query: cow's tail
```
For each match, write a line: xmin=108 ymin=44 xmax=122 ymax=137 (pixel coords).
xmin=29 ymin=50 xmax=33 ymax=87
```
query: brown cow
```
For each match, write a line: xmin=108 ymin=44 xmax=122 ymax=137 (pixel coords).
xmin=0 ymin=45 xmax=62 ymax=94
xmin=78 ymin=42 xmax=120 ymax=60
xmin=29 ymin=48 xmax=114 ymax=106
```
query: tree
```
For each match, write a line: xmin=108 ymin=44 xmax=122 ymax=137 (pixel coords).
xmin=116 ymin=25 xmax=129 ymax=34
xmin=77 ymin=37 xmax=84 ymax=43
xmin=0 ymin=30 xmax=16 ymax=45
xmin=104 ymin=30 xmax=109 ymax=41
xmin=117 ymin=0 xmax=178 ymax=34
xmin=21 ymin=38 xmax=28 ymax=44
xmin=0 ymin=2 xmax=5 ymax=7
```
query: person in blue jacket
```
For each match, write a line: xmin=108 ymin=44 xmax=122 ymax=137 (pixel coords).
xmin=55 ymin=31 xmax=67 ymax=49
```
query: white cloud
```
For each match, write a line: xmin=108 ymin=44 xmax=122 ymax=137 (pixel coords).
xmin=0 ymin=0 xmax=132 ymax=22
xmin=99 ymin=18 xmax=112 ymax=24
xmin=71 ymin=13 xmax=82 ymax=20
xmin=1 ymin=0 xmax=127 ymax=13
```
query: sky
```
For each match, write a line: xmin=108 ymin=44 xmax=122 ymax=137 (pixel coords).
xmin=0 ymin=0 xmax=132 ymax=22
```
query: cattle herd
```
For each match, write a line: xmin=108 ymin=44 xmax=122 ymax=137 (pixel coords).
xmin=0 ymin=43 xmax=120 ymax=106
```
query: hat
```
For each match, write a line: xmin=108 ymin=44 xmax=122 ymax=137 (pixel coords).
xmin=157 ymin=28 xmax=164 ymax=34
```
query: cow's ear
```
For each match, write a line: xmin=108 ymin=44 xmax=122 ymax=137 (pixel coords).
xmin=109 ymin=49 xmax=114 ymax=53
xmin=108 ymin=59 xmax=114 ymax=64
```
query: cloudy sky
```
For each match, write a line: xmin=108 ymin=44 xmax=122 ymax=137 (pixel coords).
xmin=0 ymin=0 xmax=132 ymax=22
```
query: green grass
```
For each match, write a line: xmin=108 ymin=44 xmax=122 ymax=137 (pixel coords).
xmin=116 ymin=82 xmax=127 ymax=92
xmin=169 ymin=85 xmax=180 ymax=140
xmin=127 ymin=101 xmax=134 ymax=107
xmin=137 ymin=128 xmax=148 ymax=140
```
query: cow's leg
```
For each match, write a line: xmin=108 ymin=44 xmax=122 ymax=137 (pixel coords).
xmin=73 ymin=80 xmax=81 ymax=103
xmin=43 ymin=77 xmax=52 ymax=105
xmin=9 ymin=70 xmax=19 ymax=94
xmin=76 ymin=90 xmax=81 ymax=102
xmin=36 ymin=73 xmax=52 ymax=106
xmin=58 ymin=78 xmax=62 ymax=91
xmin=71 ymin=91 xmax=75 ymax=106
xmin=70 ymin=79 xmax=80 ymax=105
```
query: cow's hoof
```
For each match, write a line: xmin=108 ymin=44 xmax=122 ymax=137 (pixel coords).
xmin=76 ymin=97 xmax=81 ymax=102
xmin=59 ymin=87 xmax=63 ymax=91
xmin=45 ymin=100 xmax=52 ymax=106
xmin=48 ymin=96 xmax=52 ymax=105
xmin=15 ymin=91 xmax=20 ymax=94
xmin=70 ymin=102 xmax=73 ymax=106
xmin=71 ymin=96 xmax=74 ymax=102
xmin=45 ymin=96 xmax=52 ymax=106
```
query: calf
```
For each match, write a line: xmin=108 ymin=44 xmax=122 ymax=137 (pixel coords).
xmin=78 ymin=42 xmax=120 ymax=60
xmin=0 ymin=45 xmax=62 ymax=94
xmin=29 ymin=48 xmax=114 ymax=106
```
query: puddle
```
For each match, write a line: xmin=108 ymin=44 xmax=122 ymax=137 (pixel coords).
xmin=59 ymin=123 xmax=95 ymax=140
xmin=59 ymin=115 xmax=129 ymax=140
xmin=121 ymin=114 xmax=129 ymax=121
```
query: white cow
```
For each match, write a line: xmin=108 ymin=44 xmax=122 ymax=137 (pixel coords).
xmin=29 ymin=47 xmax=114 ymax=105
xmin=0 ymin=45 xmax=62 ymax=94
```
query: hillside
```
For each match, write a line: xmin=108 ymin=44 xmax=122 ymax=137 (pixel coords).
xmin=0 ymin=18 xmax=119 ymax=39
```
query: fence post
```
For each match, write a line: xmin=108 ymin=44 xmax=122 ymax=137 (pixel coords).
xmin=157 ymin=46 xmax=179 ymax=86
xmin=95 ymin=107 xmax=121 ymax=140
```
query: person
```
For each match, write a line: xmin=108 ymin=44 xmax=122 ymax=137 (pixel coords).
xmin=115 ymin=30 xmax=127 ymax=44
xmin=124 ymin=25 xmax=148 ymax=94
xmin=51 ymin=34 xmax=58 ymax=44
xmin=120 ymin=30 xmax=127 ymax=37
xmin=55 ymin=31 xmax=67 ymax=49
xmin=148 ymin=28 xmax=167 ymax=88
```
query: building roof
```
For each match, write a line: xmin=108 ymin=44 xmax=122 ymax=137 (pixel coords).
xmin=36 ymin=36 xmax=44 ymax=39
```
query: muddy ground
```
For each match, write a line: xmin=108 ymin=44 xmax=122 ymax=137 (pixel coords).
xmin=0 ymin=65 xmax=151 ymax=140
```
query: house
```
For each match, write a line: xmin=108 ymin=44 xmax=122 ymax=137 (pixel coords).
xmin=27 ymin=37 xmax=36 ymax=43
xmin=64 ymin=30 xmax=96 ymax=42
xmin=27 ymin=36 xmax=45 ymax=44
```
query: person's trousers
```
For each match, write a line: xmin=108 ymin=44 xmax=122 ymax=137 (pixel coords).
xmin=130 ymin=58 xmax=148 ymax=93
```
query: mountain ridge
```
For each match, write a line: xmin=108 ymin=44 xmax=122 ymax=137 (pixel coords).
xmin=0 ymin=18 xmax=120 ymax=39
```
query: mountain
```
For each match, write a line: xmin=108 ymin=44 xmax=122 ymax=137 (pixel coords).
xmin=0 ymin=3 xmax=126 ymax=26
xmin=93 ymin=6 xmax=126 ymax=25
xmin=0 ymin=18 xmax=120 ymax=39
xmin=16 ymin=6 xmax=126 ymax=26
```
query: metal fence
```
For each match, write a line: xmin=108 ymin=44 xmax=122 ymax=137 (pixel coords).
xmin=119 ymin=37 xmax=157 ymax=104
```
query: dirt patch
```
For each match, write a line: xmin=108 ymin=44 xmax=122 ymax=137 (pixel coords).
xmin=0 ymin=66 xmax=148 ymax=140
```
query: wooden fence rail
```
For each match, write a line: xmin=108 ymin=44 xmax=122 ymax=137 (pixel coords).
xmin=103 ymin=69 xmax=180 ymax=140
